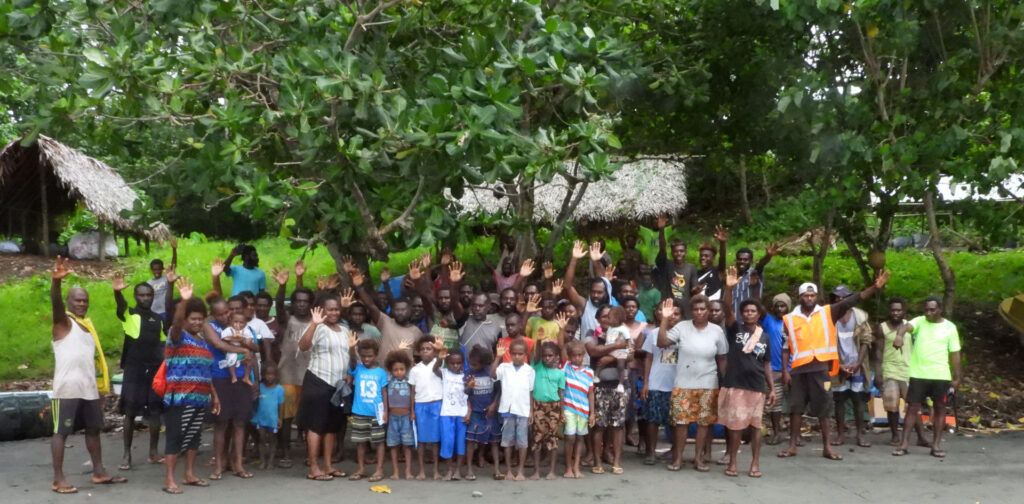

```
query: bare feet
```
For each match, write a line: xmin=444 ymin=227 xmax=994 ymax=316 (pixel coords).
xmin=545 ymin=472 xmax=558 ymax=480
xmin=433 ymin=471 xmax=442 ymax=481
xmin=777 ymin=447 xmax=798 ymax=458
xmin=415 ymin=471 xmax=426 ymax=481
xmin=390 ymin=472 xmax=400 ymax=480
xmin=443 ymin=470 xmax=453 ymax=481
xmin=513 ymin=471 xmax=525 ymax=481
xmin=504 ymin=471 xmax=514 ymax=481
xmin=563 ymin=470 xmax=575 ymax=479
xmin=529 ymin=471 xmax=540 ymax=481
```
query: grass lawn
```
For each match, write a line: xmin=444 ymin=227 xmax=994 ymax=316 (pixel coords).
xmin=1 ymin=232 xmax=1021 ymax=381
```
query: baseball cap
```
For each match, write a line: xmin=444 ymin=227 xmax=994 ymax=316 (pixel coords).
xmin=831 ymin=285 xmax=854 ymax=298
xmin=798 ymin=283 xmax=818 ymax=295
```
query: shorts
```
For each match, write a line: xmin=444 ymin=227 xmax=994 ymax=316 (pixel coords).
xmin=51 ymin=398 xmax=104 ymax=435
xmin=833 ymin=389 xmax=868 ymax=406
xmin=764 ymin=372 xmax=788 ymax=414
xmin=563 ymin=410 xmax=589 ymax=437
xmin=670 ymin=388 xmax=718 ymax=426
xmin=500 ymin=415 xmax=529 ymax=449
xmin=466 ymin=410 xmax=501 ymax=443
xmin=907 ymin=378 xmax=950 ymax=405
xmin=716 ymin=388 xmax=764 ymax=430
xmin=118 ymin=363 xmax=164 ymax=417
xmin=440 ymin=415 xmax=467 ymax=458
xmin=212 ymin=378 xmax=254 ymax=424
xmin=414 ymin=400 xmax=442 ymax=443
xmin=164 ymin=405 xmax=206 ymax=454
xmin=281 ymin=384 xmax=301 ymax=419
xmin=882 ymin=379 xmax=909 ymax=412
xmin=386 ymin=414 xmax=415 ymax=447
xmin=625 ymin=371 xmax=640 ymax=422
xmin=349 ymin=414 xmax=386 ymax=444
xmin=788 ymin=370 xmax=830 ymax=418
xmin=531 ymin=402 xmax=563 ymax=451
xmin=641 ymin=390 xmax=672 ymax=426
xmin=594 ymin=387 xmax=628 ymax=428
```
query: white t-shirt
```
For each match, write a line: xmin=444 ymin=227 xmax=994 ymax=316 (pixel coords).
xmin=408 ymin=359 xmax=443 ymax=402
xmin=641 ymin=327 xmax=677 ymax=392
xmin=495 ymin=362 xmax=535 ymax=417
xmin=605 ymin=325 xmax=631 ymax=360
xmin=666 ymin=320 xmax=727 ymax=389
xmin=148 ymin=276 xmax=169 ymax=315
xmin=219 ymin=327 xmax=251 ymax=367
xmin=439 ymin=368 xmax=468 ymax=417
xmin=246 ymin=317 xmax=275 ymax=342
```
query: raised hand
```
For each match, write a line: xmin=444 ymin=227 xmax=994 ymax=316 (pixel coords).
xmin=766 ymin=242 xmax=780 ymax=257
xmin=725 ymin=266 xmax=739 ymax=288
xmin=588 ymin=242 xmax=603 ymax=262
xmin=873 ymin=269 xmax=890 ymax=289
xmin=294 ymin=259 xmax=306 ymax=277
xmin=554 ymin=312 xmax=569 ymax=330
xmin=605 ymin=263 xmax=616 ymax=280
xmin=525 ymin=294 xmax=541 ymax=313
xmin=341 ymin=255 xmax=356 ymax=274
xmin=448 ymin=261 xmax=465 ymax=283
xmin=351 ymin=270 xmax=365 ymax=288
xmin=348 ymin=332 xmax=359 ymax=349
xmin=432 ymin=337 xmax=445 ymax=353
xmin=316 ymin=276 xmax=328 ymax=291
xmin=658 ymin=298 xmax=675 ymax=320
xmin=519 ymin=258 xmax=535 ymax=277
xmin=52 ymin=256 xmax=73 ymax=280
xmin=551 ymin=279 xmax=564 ymax=296
xmin=656 ymin=214 xmax=669 ymax=230
xmin=571 ymin=240 xmax=587 ymax=259
xmin=714 ymin=224 xmax=729 ymax=243
xmin=273 ymin=266 xmax=290 ymax=286
xmin=542 ymin=261 xmax=554 ymax=280
xmin=112 ymin=273 xmax=127 ymax=292
xmin=419 ymin=253 xmax=432 ymax=269
xmin=440 ymin=249 xmax=453 ymax=266
xmin=165 ymin=265 xmax=179 ymax=284
xmin=310 ymin=306 xmax=326 ymax=325
xmin=324 ymin=273 xmax=342 ymax=290
xmin=379 ymin=267 xmax=391 ymax=284
xmin=397 ymin=339 xmax=412 ymax=351
xmin=340 ymin=288 xmax=356 ymax=308
xmin=211 ymin=257 xmax=225 ymax=277
xmin=169 ymin=236 xmax=178 ymax=249
xmin=407 ymin=259 xmax=423 ymax=281
xmin=177 ymin=278 xmax=194 ymax=300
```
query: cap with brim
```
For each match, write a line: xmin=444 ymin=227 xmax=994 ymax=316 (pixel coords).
xmin=798 ymin=283 xmax=818 ymax=295
xmin=831 ymin=285 xmax=853 ymax=298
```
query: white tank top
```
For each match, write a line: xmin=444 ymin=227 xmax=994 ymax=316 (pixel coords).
xmin=52 ymin=319 xmax=100 ymax=400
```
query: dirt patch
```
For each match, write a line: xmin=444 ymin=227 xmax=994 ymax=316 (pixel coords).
xmin=955 ymin=303 xmax=1024 ymax=430
xmin=0 ymin=254 xmax=127 ymax=284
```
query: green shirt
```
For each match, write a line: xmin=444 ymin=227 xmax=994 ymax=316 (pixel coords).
xmin=526 ymin=317 xmax=561 ymax=344
xmin=637 ymin=287 xmax=661 ymax=322
xmin=880 ymin=321 xmax=911 ymax=383
xmin=907 ymin=316 xmax=961 ymax=381
xmin=532 ymin=362 xmax=566 ymax=402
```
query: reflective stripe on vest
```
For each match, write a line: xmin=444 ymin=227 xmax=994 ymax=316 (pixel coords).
xmin=783 ymin=305 xmax=838 ymax=372
xmin=122 ymin=313 xmax=166 ymax=342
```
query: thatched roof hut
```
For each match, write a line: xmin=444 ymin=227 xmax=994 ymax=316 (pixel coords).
xmin=450 ymin=156 xmax=688 ymax=228
xmin=0 ymin=135 xmax=170 ymax=254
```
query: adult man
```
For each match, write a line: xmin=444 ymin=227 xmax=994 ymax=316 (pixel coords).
xmin=695 ymin=225 xmax=728 ymax=301
xmin=352 ymin=269 xmax=423 ymax=362
xmin=223 ymin=244 xmax=267 ymax=296
xmin=420 ymin=262 xmax=466 ymax=351
xmin=460 ymin=293 xmax=504 ymax=355
xmin=113 ymin=271 xmax=174 ymax=470
xmin=874 ymin=297 xmax=928 ymax=447
xmin=761 ymin=293 xmax=791 ymax=445
xmin=652 ymin=215 xmax=698 ymax=317
xmin=892 ymin=297 xmax=962 ymax=458
xmin=728 ymin=243 xmax=779 ymax=317
xmin=777 ymin=270 xmax=889 ymax=461
xmin=254 ymin=291 xmax=282 ymax=363
xmin=828 ymin=285 xmax=875 ymax=448
xmin=564 ymin=240 xmax=616 ymax=340
xmin=147 ymin=237 xmax=177 ymax=318
xmin=272 ymin=265 xmax=312 ymax=468
xmin=346 ymin=302 xmax=382 ymax=342
xmin=49 ymin=256 xmax=126 ymax=494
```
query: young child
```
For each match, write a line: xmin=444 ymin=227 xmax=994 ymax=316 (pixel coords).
xmin=600 ymin=306 xmax=631 ymax=392
xmin=465 ymin=346 xmax=500 ymax=481
xmin=492 ymin=339 xmax=535 ymax=481
xmin=495 ymin=313 xmax=534 ymax=363
xmin=409 ymin=335 xmax=443 ymax=480
xmin=433 ymin=341 xmax=470 ymax=480
xmin=562 ymin=340 xmax=595 ymax=479
xmin=251 ymin=364 xmax=285 ymax=469
xmin=531 ymin=341 xmax=566 ymax=480
xmin=383 ymin=350 xmax=416 ymax=480
xmin=220 ymin=312 xmax=254 ymax=385
xmin=348 ymin=337 xmax=388 ymax=482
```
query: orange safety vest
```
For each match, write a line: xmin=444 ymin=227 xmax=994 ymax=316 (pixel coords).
xmin=783 ymin=305 xmax=840 ymax=376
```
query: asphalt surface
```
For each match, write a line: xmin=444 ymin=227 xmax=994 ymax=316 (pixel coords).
xmin=1 ymin=429 xmax=1020 ymax=504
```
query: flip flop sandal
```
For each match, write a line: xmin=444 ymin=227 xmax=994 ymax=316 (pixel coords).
xmin=930 ymin=450 xmax=946 ymax=458
xmin=465 ymin=474 xmax=477 ymax=481
xmin=748 ymin=470 xmax=763 ymax=478
xmin=492 ymin=474 xmax=505 ymax=481
xmin=643 ymin=457 xmax=657 ymax=466
xmin=724 ymin=469 xmax=738 ymax=477
xmin=52 ymin=484 xmax=78 ymax=494
xmin=329 ymin=470 xmax=348 ymax=478
xmin=694 ymin=465 xmax=710 ymax=473
xmin=591 ymin=466 xmax=605 ymax=475
xmin=349 ymin=474 xmax=366 ymax=481
xmin=94 ymin=476 xmax=129 ymax=484
xmin=857 ymin=440 xmax=872 ymax=448
xmin=149 ymin=457 xmax=166 ymax=464
xmin=611 ymin=466 xmax=624 ymax=475
xmin=118 ymin=463 xmax=132 ymax=471
xmin=233 ymin=471 xmax=254 ymax=479
xmin=277 ymin=459 xmax=294 ymax=468
xmin=891 ymin=448 xmax=908 ymax=456
xmin=666 ymin=464 xmax=683 ymax=472
xmin=822 ymin=452 xmax=843 ymax=461
xmin=368 ymin=475 xmax=384 ymax=482
xmin=306 ymin=474 xmax=334 ymax=481
xmin=162 ymin=487 xmax=184 ymax=494
xmin=184 ymin=479 xmax=210 ymax=487
xmin=776 ymin=450 xmax=797 ymax=458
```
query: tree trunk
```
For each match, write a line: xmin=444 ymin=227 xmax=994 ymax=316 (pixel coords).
xmin=39 ymin=167 xmax=49 ymax=258
xmin=837 ymin=222 xmax=873 ymax=287
xmin=811 ymin=208 xmax=835 ymax=292
xmin=541 ymin=176 xmax=589 ymax=263
xmin=923 ymin=189 xmax=956 ymax=314
xmin=737 ymin=157 xmax=753 ymax=225
xmin=511 ymin=178 xmax=539 ymax=262
xmin=761 ymin=166 xmax=771 ymax=202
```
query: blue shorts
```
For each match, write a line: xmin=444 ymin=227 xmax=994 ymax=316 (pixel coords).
xmin=414 ymin=400 xmax=442 ymax=444
xmin=641 ymin=390 xmax=672 ymax=426
xmin=439 ymin=415 xmax=467 ymax=459
xmin=386 ymin=414 xmax=415 ymax=447
xmin=500 ymin=414 xmax=529 ymax=449
xmin=466 ymin=410 xmax=501 ymax=443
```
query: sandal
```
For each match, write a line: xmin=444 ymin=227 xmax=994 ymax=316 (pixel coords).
xmin=209 ymin=473 xmax=223 ymax=481
xmin=233 ymin=471 xmax=254 ymax=479
xmin=724 ymin=468 xmax=738 ymax=477
xmin=748 ymin=470 xmax=762 ymax=478
xmin=776 ymin=449 xmax=797 ymax=458
xmin=329 ymin=469 xmax=348 ymax=478
xmin=822 ymin=452 xmax=843 ymax=461
xmin=493 ymin=473 xmax=505 ymax=481
xmin=162 ymin=487 xmax=184 ymax=494
xmin=368 ymin=474 xmax=384 ymax=482
xmin=666 ymin=464 xmax=682 ymax=472
xmin=465 ymin=474 xmax=477 ymax=481
xmin=891 ymin=448 xmax=908 ymax=457
xmin=306 ymin=474 xmax=334 ymax=481
xmin=643 ymin=457 xmax=657 ymax=466
xmin=591 ymin=466 xmax=605 ymax=475
xmin=51 ymin=484 xmax=78 ymax=494
xmin=930 ymin=449 xmax=946 ymax=458
xmin=118 ymin=462 xmax=131 ymax=471
xmin=277 ymin=458 xmax=294 ymax=468
xmin=183 ymin=479 xmax=209 ymax=487
xmin=856 ymin=440 xmax=872 ymax=448
xmin=694 ymin=464 xmax=710 ymax=473
xmin=611 ymin=466 xmax=623 ymax=475
xmin=93 ymin=476 xmax=129 ymax=484
xmin=349 ymin=473 xmax=366 ymax=481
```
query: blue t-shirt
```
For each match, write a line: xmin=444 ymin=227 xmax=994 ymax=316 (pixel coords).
xmin=252 ymin=383 xmax=285 ymax=430
xmin=227 ymin=265 xmax=267 ymax=296
xmin=761 ymin=313 xmax=787 ymax=373
xmin=467 ymin=369 xmax=495 ymax=413
xmin=352 ymin=363 xmax=388 ymax=418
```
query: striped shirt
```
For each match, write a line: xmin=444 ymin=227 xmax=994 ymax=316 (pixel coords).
xmin=164 ymin=330 xmax=214 ymax=408
xmin=305 ymin=324 xmax=350 ymax=385
xmin=562 ymin=362 xmax=594 ymax=418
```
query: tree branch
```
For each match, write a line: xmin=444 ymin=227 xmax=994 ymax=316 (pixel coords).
xmin=378 ymin=175 xmax=425 ymax=235
xmin=344 ymin=0 xmax=402 ymax=52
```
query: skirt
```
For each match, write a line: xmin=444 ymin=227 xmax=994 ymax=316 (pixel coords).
xmin=164 ymin=405 xmax=207 ymax=455
xmin=670 ymin=388 xmax=719 ymax=426
xmin=212 ymin=378 xmax=253 ymax=424
xmin=717 ymin=387 xmax=765 ymax=430
xmin=118 ymin=363 xmax=164 ymax=416
xmin=531 ymin=401 xmax=563 ymax=451
xmin=296 ymin=371 xmax=346 ymax=435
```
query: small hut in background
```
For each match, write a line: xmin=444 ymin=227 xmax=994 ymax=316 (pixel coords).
xmin=450 ymin=155 xmax=689 ymax=236
xmin=0 ymin=135 xmax=170 ymax=257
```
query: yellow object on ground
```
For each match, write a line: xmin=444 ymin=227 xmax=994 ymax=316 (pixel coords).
xmin=370 ymin=485 xmax=391 ymax=494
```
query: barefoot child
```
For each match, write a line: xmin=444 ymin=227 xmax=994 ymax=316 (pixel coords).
xmin=383 ymin=351 xmax=416 ymax=480
xmin=562 ymin=340 xmax=595 ymax=479
xmin=348 ymin=337 xmax=388 ymax=482
xmin=465 ymin=346 xmax=500 ymax=481
xmin=409 ymin=336 xmax=443 ymax=480
xmin=433 ymin=341 xmax=470 ymax=480
xmin=492 ymin=339 xmax=535 ymax=481
xmin=220 ymin=312 xmax=254 ymax=385
xmin=531 ymin=342 xmax=566 ymax=480
xmin=251 ymin=365 xmax=285 ymax=469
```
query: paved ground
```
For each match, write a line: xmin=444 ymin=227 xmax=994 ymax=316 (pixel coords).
xmin=1 ymin=429 xmax=1020 ymax=504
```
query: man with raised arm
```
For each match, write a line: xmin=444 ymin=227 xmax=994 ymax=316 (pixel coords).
xmin=652 ymin=215 xmax=699 ymax=318
xmin=563 ymin=240 xmax=615 ymax=341
xmin=147 ymin=236 xmax=177 ymax=318
xmin=49 ymin=256 xmax=127 ymax=494
xmin=270 ymin=261 xmax=311 ymax=468
xmin=352 ymin=267 xmax=423 ymax=363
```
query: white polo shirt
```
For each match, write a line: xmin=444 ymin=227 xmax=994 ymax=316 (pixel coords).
xmin=495 ymin=362 xmax=535 ymax=417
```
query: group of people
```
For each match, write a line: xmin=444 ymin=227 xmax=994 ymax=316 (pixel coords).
xmin=45 ymin=221 xmax=964 ymax=495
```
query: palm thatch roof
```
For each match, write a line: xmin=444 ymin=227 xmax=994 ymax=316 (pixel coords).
xmin=449 ymin=155 xmax=688 ymax=224
xmin=0 ymin=135 xmax=170 ymax=242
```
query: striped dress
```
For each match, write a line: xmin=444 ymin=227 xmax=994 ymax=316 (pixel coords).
xmin=562 ymin=362 xmax=594 ymax=419
xmin=163 ymin=330 xmax=214 ymax=409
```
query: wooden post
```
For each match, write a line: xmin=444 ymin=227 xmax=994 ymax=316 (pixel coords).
xmin=39 ymin=167 xmax=49 ymax=258
xmin=97 ymin=222 xmax=106 ymax=261
xmin=124 ymin=234 xmax=130 ymax=256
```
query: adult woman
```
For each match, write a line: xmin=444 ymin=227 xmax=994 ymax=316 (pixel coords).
xmin=719 ymin=267 xmax=776 ymax=478
xmin=162 ymin=279 xmax=219 ymax=494
xmin=297 ymin=294 xmax=353 ymax=480
xmin=621 ymin=296 xmax=647 ymax=449
xmin=587 ymin=305 xmax=630 ymax=475
xmin=657 ymin=295 xmax=727 ymax=472
xmin=204 ymin=297 xmax=255 ymax=480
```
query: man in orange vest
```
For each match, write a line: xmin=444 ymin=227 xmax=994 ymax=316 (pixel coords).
xmin=777 ymin=270 xmax=890 ymax=461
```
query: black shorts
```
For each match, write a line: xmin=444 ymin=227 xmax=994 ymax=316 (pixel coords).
xmin=118 ymin=363 xmax=164 ymax=417
xmin=164 ymin=405 xmax=207 ymax=455
xmin=212 ymin=378 xmax=253 ymax=424
xmin=907 ymin=378 xmax=950 ymax=405
xmin=52 ymin=398 xmax=104 ymax=435
xmin=788 ymin=371 xmax=830 ymax=418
